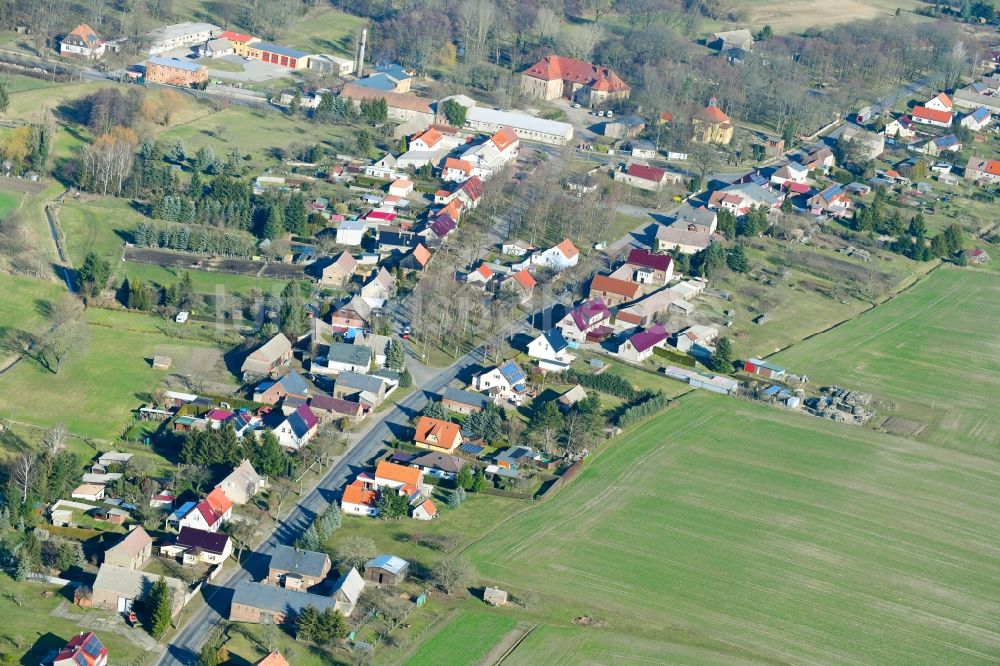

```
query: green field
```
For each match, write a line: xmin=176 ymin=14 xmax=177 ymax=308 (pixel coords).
xmin=121 ymin=260 xmax=290 ymax=298
xmin=58 ymin=196 xmax=145 ymax=266
xmin=0 ymin=274 xmax=66 ymax=336
xmin=280 ymin=7 xmax=368 ymax=57
xmin=0 ymin=190 xmax=18 ymax=219
xmin=403 ymin=611 xmax=517 ymax=666
xmin=0 ymin=308 xmax=238 ymax=441
xmin=775 ymin=266 xmax=1000 ymax=461
xmin=464 ymin=390 xmax=1000 ymax=663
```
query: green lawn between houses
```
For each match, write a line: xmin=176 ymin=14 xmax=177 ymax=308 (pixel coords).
xmin=461 ymin=389 xmax=1000 ymax=664
xmin=402 ymin=610 xmax=517 ymax=666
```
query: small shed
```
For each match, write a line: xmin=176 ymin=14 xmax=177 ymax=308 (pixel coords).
xmin=152 ymin=355 xmax=172 ymax=370
xmin=364 ymin=554 xmax=410 ymax=586
xmin=483 ymin=586 xmax=508 ymax=606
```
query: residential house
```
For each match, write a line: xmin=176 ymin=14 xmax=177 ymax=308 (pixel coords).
xmin=428 ymin=213 xmax=458 ymax=241
xmin=673 ymin=324 xmax=718 ymax=361
xmin=917 ymin=134 xmax=962 ymax=156
xmin=459 ymin=126 xmax=520 ymax=180
xmin=625 ymin=249 xmax=674 ymax=285
xmin=374 ymin=460 xmax=425 ymax=497
xmin=311 ymin=252 xmax=357 ymax=288
xmin=273 ymin=404 xmax=319 ymax=450
xmin=911 ymin=105 xmax=953 ymax=128
xmin=656 ymin=224 xmax=714 ymax=255
xmin=324 ymin=341 xmax=372 ymax=375
xmin=500 ymin=269 xmax=537 ymax=303
xmin=365 ymin=154 xmax=405 ymax=180
xmin=557 ymin=298 xmax=612 ymax=344
xmin=389 ymin=179 xmax=413 ymax=198
xmin=241 ymin=333 xmax=293 ymax=377
xmin=333 ymin=371 xmax=387 ymax=406
xmin=230 ymin=580 xmax=339 ymax=624
xmin=884 ymin=115 xmax=917 ymax=140
xmin=360 ymin=268 xmax=395 ymax=303
xmin=412 ymin=499 xmax=437 ymax=520
xmin=198 ymin=37 xmax=234 ymax=58
xmin=614 ymin=162 xmax=683 ymax=190
xmin=330 ymin=295 xmax=373 ymax=330
xmin=839 ymin=125 xmax=885 ymax=160
xmin=53 ymin=632 xmax=107 ymax=666
xmin=60 ymin=24 xmax=106 ymax=59
xmin=603 ymin=115 xmax=647 ymax=140
xmin=409 ymin=452 xmax=464 ymax=481
xmin=965 ymin=156 xmax=1000 ymax=184
xmin=268 ymin=545 xmax=331 ymax=590
xmin=253 ymin=652 xmax=291 ymax=666
xmin=520 ymin=54 xmax=630 ymax=107
xmin=925 ymin=92 xmax=953 ymax=112
xmin=708 ymin=181 xmax=783 ymax=216
xmin=331 ymin=567 xmax=366 ymax=616
xmin=501 ymin=240 xmax=533 ymax=256
xmin=691 ymin=98 xmax=733 ymax=145
xmin=443 ymin=157 xmax=475 ymax=182
xmin=72 ymin=484 xmax=106 ymax=501
xmin=341 ymin=479 xmax=378 ymax=516
xmin=800 ymin=149 xmax=834 ymax=177
xmin=527 ymin=328 xmax=574 ymax=371
xmin=674 ymin=203 xmax=718 ymax=232
xmin=413 ymin=416 xmax=463 ymax=453
xmin=808 ymin=184 xmax=852 ymax=217
xmin=472 ymin=361 xmax=528 ymax=405
xmin=961 ymin=107 xmax=992 ymax=131
xmin=336 ymin=219 xmax=367 ymax=246
xmin=365 ymin=555 xmax=409 ymax=586
xmin=160 ymin=527 xmax=232 ymax=566
xmin=178 ymin=488 xmax=232 ymax=533
xmin=441 ymin=386 xmax=489 ymax=415
xmin=340 ymin=83 xmax=434 ymax=125
xmin=102 ymin=527 xmax=153 ymax=570
xmin=617 ymin=324 xmax=669 ymax=363
xmin=216 ymin=460 xmax=262 ymax=506
xmin=770 ymin=162 xmax=810 ymax=187
xmin=531 ymin=239 xmax=579 ymax=270
xmin=253 ymin=370 xmax=310 ymax=405
xmin=743 ymin=357 xmax=786 ymax=379
xmin=92 ymin=564 xmax=185 ymax=615
xmin=397 ymin=243 xmax=431 ymax=272
xmin=145 ymin=56 xmax=208 ymax=86
xmin=589 ymin=274 xmax=641 ymax=306
xmin=353 ymin=331 xmax=391 ymax=368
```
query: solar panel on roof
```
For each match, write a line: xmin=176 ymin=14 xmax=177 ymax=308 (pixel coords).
xmin=83 ymin=635 xmax=103 ymax=657
xmin=459 ymin=443 xmax=485 ymax=454
xmin=499 ymin=361 xmax=524 ymax=383
xmin=75 ymin=653 xmax=88 ymax=666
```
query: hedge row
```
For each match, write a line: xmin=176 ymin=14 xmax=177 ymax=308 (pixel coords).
xmin=565 ymin=368 xmax=635 ymax=400
xmin=616 ymin=391 xmax=670 ymax=429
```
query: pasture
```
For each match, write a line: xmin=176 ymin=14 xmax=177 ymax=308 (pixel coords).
xmin=724 ymin=0 xmax=927 ymax=33
xmin=0 ymin=274 xmax=66 ymax=337
xmin=775 ymin=266 xmax=1000 ymax=461
xmin=280 ymin=7 xmax=368 ymax=57
xmin=58 ymin=196 xmax=144 ymax=266
xmin=0 ymin=308 xmax=238 ymax=442
xmin=466 ymin=391 xmax=1000 ymax=664
xmin=402 ymin=611 xmax=517 ymax=666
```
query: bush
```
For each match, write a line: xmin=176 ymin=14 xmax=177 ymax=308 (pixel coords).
xmin=565 ymin=369 xmax=635 ymax=400
xmin=616 ymin=391 xmax=670 ymax=429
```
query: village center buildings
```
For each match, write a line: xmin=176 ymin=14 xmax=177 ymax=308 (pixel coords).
xmin=145 ymin=56 xmax=208 ymax=87
xmin=520 ymin=55 xmax=630 ymax=108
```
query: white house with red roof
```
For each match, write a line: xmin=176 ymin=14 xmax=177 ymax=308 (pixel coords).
xmin=466 ymin=263 xmax=494 ymax=286
xmin=341 ymin=477 xmax=378 ymax=516
xmin=412 ymin=499 xmax=437 ymax=520
xmin=924 ymin=92 xmax=953 ymax=113
xmin=614 ymin=162 xmax=683 ymax=191
xmin=460 ymin=126 xmax=520 ymax=180
xmin=60 ymin=24 xmax=106 ymax=59
xmin=616 ymin=324 xmax=669 ymax=363
xmin=557 ymin=298 xmax=612 ymax=344
xmin=529 ymin=239 xmax=579 ymax=271
xmin=911 ymin=105 xmax=953 ymax=128
xmin=54 ymin=632 xmax=108 ymax=666
xmin=500 ymin=269 xmax=537 ymax=303
xmin=178 ymin=488 xmax=233 ymax=533
xmin=442 ymin=157 xmax=474 ymax=182
xmin=520 ymin=54 xmax=630 ymax=107
xmin=883 ymin=115 xmax=917 ymax=140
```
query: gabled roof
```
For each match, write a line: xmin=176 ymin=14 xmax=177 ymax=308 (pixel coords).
xmin=510 ymin=269 xmax=537 ymax=289
xmin=554 ymin=238 xmax=578 ymax=259
xmin=459 ymin=176 xmax=485 ymax=201
xmin=929 ymin=92 xmax=952 ymax=108
xmin=415 ymin=498 xmax=437 ymax=516
xmin=968 ymin=106 xmax=991 ymax=122
xmin=251 ymin=332 xmax=293 ymax=363
xmin=497 ymin=360 xmax=526 ymax=385
xmin=309 ymin=394 xmax=363 ymax=415
xmin=55 ymin=631 xmax=106 ymax=666
xmin=430 ymin=214 xmax=457 ymax=238
xmin=474 ymin=263 xmax=493 ymax=279
xmin=106 ymin=526 xmax=153 ymax=558
xmin=270 ymin=544 xmax=329 ymax=577
xmin=233 ymin=580 xmax=337 ymax=615
xmin=67 ymin=24 xmax=101 ymax=45
xmin=490 ymin=126 xmax=519 ymax=151
xmin=912 ymin=106 xmax=952 ymax=123
xmin=541 ymin=328 xmax=569 ymax=353
xmin=591 ymin=274 xmax=641 ymax=299
xmin=342 ymin=479 xmax=377 ymax=507
xmin=332 ymin=567 xmax=365 ymax=605
xmin=275 ymin=370 xmax=310 ymax=396
xmin=375 ymin=459 xmax=423 ymax=486
xmin=176 ymin=526 xmax=230 ymax=555
xmin=627 ymin=248 xmax=673 ymax=272
xmin=569 ymin=298 xmax=611 ymax=330
xmin=285 ymin=404 xmax=319 ymax=437
xmin=411 ymin=243 xmax=431 ymax=266
xmin=327 ymin=341 xmax=372 ymax=366
xmin=414 ymin=416 xmax=462 ymax=447
xmin=523 ymin=55 xmax=629 ymax=93
xmin=366 ymin=554 xmax=409 ymax=574
xmin=628 ymin=323 xmax=669 ymax=352
xmin=626 ymin=163 xmax=667 ymax=182
xmin=413 ymin=127 xmax=443 ymax=148
xmin=695 ymin=97 xmax=731 ymax=125
xmin=193 ymin=488 xmax=232 ymax=527
xmin=444 ymin=157 xmax=473 ymax=173
xmin=340 ymin=84 xmax=433 ymax=114
xmin=443 ymin=386 xmax=490 ymax=409
xmin=337 ymin=371 xmax=385 ymax=394
xmin=410 ymin=452 xmax=464 ymax=474
xmin=254 ymin=652 xmax=291 ymax=666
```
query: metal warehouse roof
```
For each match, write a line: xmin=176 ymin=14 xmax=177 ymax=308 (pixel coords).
xmin=466 ymin=107 xmax=573 ymax=138
xmin=148 ymin=56 xmax=206 ymax=72
xmin=254 ymin=42 xmax=309 ymax=59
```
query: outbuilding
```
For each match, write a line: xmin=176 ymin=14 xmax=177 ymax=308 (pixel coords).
xmin=364 ymin=554 xmax=410 ymax=586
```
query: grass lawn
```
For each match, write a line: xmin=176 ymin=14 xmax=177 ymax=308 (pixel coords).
xmin=0 ymin=73 xmax=61 ymax=93
xmin=0 ymin=274 xmax=66 ymax=336
xmin=121 ymin=260 xmax=291 ymax=298
xmin=58 ymin=196 xmax=146 ymax=266
xmin=0 ymin=190 xmax=18 ymax=219
xmin=402 ymin=610 xmax=517 ymax=666
xmin=279 ymin=7 xmax=368 ymax=57
xmin=197 ymin=58 xmax=243 ymax=72
xmin=0 ymin=577 xmax=148 ymax=665
xmin=775 ymin=266 xmax=1000 ymax=461
xmin=464 ymin=391 xmax=1000 ymax=663
xmin=0 ymin=308 xmax=238 ymax=442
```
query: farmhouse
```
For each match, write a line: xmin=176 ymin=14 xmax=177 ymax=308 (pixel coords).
xmin=413 ymin=416 xmax=463 ymax=453
xmin=102 ymin=526 xmax=153 ymax=570
xmin=616 ymin=324 xmax=669 ymax=363
xmin=500 ymin=269 xmax=537 ymax=303
xmin=808 ymin=184 xmax=852 ymax=217
xmin=308 ymin=395 xmax=365 ymax=421
xmin=924 ymin=92 xmax=953 ymax=112
xmin=230 ymin=581 xmax=338 ymax=624
xmin=365 ymin=555 xmax=409 ymax=586
xmin=145 ymin=56 xmax=208 ymax=87
xmin=241 ymin=333 xmax=293 ymax=377
xmin=883 ymin=116 xmax=917 ymax=140
xmin=323 ymin=341 xmax=372 ymax=375
xmin=520 ymin=54 xmax=630 ymax=107
xmin=53 ymin=632 xmax=107 ymax=666
xmin=656 ymin=224 xmax=714 ymax=255
xmin=459 ymin=126 xmax=520 ymax=180
xmin=61 ymin=24 xmax=106 ymax=59
xmin=770 ymin=162 xmax=809 ymax=187
xmin=333 ymin=371 xmax=386 ymax=406
xmin=312 ymin=251 xmax=357 ymax=288
xmin=268 ymin=545 xmax=331 ymax=590
xmin=802 ymin=146 xmax=836 ymax=172
xmin=589 ymin=274 xmax=641 ymax=306
xmin=92 ymin=564 xmax=186 ymax=616
xmin=614 ymin=162 xmax=683 ymax=190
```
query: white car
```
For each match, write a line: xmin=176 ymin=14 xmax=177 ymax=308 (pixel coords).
xmin=571 ymin=102 xmax=581 ymax=108
xmin=175 ymin=311 xmax=189 ymax=324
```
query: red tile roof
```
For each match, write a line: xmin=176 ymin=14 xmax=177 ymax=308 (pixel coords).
xmin=930 ymin=92 xmax=952 ymax=108
xmin=912 ymin=106 xmax=952 ymax=124
xmin=254 ymin=652 xmax=291 ymax=666
xmin=55 ymin=632 xmax=106 ymax=666
xmin=413 ymin=127 xmax=443 ymax=148
xmin=491 ymin=126 xmax=519 ymax=151
xmin=695 ymin=98 xmax=731 ymax=125
xmin=219 ymin=30 xmax=254 ymax=43
xmin=591 ymin=274 xmax=641 ymax=298
xmin=460 ymin=176 xmax=485 ymax=201
xmin=411 ymin=243 xmax=431 ymax=266
xmin=511 ymin=269 xmax=537 ymax=289
xmin=444 ymin=157 xmax=473 ymax=173
xmin=523 ymin=55 xmax=630 ymax=93
xmin=414 ymin=416 xmax=462 ymax=450
xmin=342 ymin=479 xmax=376 ymax=508
xmin=476 ymin=264 xmax=493 ymax=278
xmin=626 ymin=163 xmax=667 ymax=182
xmin=375 ymin=460 xmax=423 ymax=486
xmin=555 ymin=238 xmax=578 ymax=259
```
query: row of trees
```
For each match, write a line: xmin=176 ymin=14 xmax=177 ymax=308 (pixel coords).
xmin=131 ymin=221 xmax=258 ymax=258
xmin=179 ymin=425 xmax=290 ymax=478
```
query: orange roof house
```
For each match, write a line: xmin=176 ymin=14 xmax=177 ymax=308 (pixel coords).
xmin=438 ymin=198 xmax=464 ymax=221
xmin=342 ymin=480 xmax=377 ymax=509
xmin=410 ymin=243 xmax=431 ymax=267
xmin=692 ymin=97 xmax=734 ymax=145
xmin=911 ymin=105 xmax=953 ymax=127
xmin=412 ymin=126 xmax=443 ymax=150
xmin=375 ymin=460 xmax=424 ymax=487
xmin=444 ymin=157 xmax=474 ymax=176
xmin=512 ymin=269 xmax=537 ymax=289
xmin=589 ymin=274 xmax=641 ymax=305
xmin=413 ymin=416 xmax=463 ymax=453
xmin=253 ymin=652 xmax=291 ymax=666
xmin=555 ymin=238 xmax=579 ymax=260
xmin=491 ymin=126 xmax=519 ymax=151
